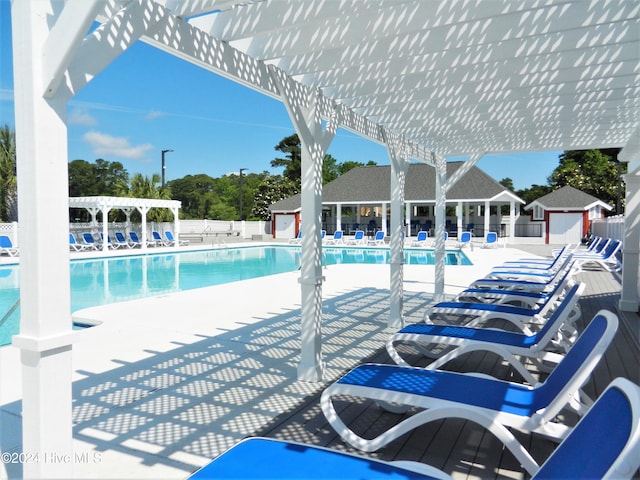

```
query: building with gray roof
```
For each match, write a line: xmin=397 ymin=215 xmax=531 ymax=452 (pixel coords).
xmin=270 ymin=162 xmax=524 ymax=240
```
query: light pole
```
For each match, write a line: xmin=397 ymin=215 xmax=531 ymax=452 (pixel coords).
xmin=161 ymin=149 xmax=173 ymax=189
xmin=239 ymin=168 xmax=247 ymax=220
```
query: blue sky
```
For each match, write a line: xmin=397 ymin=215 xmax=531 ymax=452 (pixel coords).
xmin=0 ymin=2 xmax=562 ymax=190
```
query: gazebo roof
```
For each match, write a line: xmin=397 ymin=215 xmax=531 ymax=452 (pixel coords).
xmin=69 ymin=196 xmax=181 ymax=210
xmin=270 ymin=162 xmax=523 ymax=212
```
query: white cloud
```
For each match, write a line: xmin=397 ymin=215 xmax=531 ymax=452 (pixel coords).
xmin=145 ymin=110 xmax=165 ymax=120
xmin=68 ymin=108 xmax=97 ymax=126
xmin=83 ymin=131 xmax=153 ymax=160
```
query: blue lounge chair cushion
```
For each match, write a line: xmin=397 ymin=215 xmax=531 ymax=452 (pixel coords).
xmin=189 ymin=437 xmax=438 ymax=479
xmin=534 ymin=385 xmax=631 ymax=479
xmin=337 ymin=364 xmax=541 ymax=416
xmin=432 ymin=301 xmax=540 ymax=317
xmin=337 ymin=313 xmax=608 ymax=416
xmin=397 ymin=323 xmax=541 ymax=349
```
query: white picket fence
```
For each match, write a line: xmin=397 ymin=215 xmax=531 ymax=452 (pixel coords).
xmin=591 ymin=214 xmax=625 ymax=241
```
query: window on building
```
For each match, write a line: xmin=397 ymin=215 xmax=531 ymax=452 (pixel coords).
xmin=532 ymin=205 xmax=544 ymax=220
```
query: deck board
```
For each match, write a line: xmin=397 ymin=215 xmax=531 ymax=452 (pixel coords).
xmin=255 ymin=265 xmax=640 ymax=480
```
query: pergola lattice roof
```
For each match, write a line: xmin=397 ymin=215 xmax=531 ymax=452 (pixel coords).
xmin=143 ymin=0 xmax=640 ymax=157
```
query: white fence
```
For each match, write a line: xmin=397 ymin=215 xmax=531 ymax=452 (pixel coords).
xmin=591 ymin=214 xmax=625 ymax=241
xmin=1 ymin=220 xmax=272 ymax=245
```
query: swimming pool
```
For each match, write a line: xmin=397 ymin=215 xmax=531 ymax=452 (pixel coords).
xmin=0 ymin=245 xmax=470 ymax=345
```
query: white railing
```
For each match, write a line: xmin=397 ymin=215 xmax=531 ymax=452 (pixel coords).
xmin=2 ymin=220 xmax=272 ymax=244
xmin=591 ymin=215 xmax=625 ymax=241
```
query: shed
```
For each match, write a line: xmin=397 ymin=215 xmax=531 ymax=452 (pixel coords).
xmin=524 ymin=186 xmax=612 ymax=244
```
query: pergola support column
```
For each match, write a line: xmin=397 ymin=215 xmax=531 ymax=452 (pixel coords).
xmin=101 ymin=206 xmax=111 ymax=252
xmin=271 ymin=67 xmax=340 ymax=382
xmin=619 ymin=167 xmax=640 ymax=311
xmin=11 ymin=1 xmax=73 ymax=477
xmin=434 ymin=152 xmax=447 ymax=301
xmin=172 ymin=206 xmax=180 ymax=249
xmin=384 ymin=130 xmax=410 ymax=329
xmin=138 ymin=206 xmax=150 ymax=250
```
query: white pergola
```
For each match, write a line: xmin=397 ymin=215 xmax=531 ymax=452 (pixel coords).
xmin=10 ymin=1 xmax=639 ymax=476
xmin=69 ymin=196 xmax=182 ymax=251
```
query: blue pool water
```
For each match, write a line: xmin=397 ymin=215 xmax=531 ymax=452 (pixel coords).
xmin=0 ymin=245 xmax=470 ymax=346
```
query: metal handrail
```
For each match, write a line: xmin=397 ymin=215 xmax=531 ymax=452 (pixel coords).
xmin=0 ymin=297 xmax=19 ymax=329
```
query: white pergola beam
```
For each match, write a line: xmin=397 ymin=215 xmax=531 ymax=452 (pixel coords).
xmin=42 ymin=0 xmax=104 ymax=98
xmin=65 ymin=0 xmax=168 ymax=98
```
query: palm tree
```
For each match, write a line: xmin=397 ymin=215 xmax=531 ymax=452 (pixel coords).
xmin=128 ymin=173 xmax=173 ymax=222
xmin=0 ymin=125 xmax=18 ymax=222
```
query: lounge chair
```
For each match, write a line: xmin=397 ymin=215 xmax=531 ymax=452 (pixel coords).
xmin=152 ymin=230 xmax=169 ymax=246
xmin=496 ymin=245 xmax=572 ymax=270
xmin=114 ymin=231 xmax=135 ymax=248
xmin=288 ymin=231 xmax=302 ymax=244
xmin=470 ymin=256 xmax=577 ymax=293
xmin=367 ymin=230 xmax=385 ymax=246
xmin=482 ymin=231 xmax=499 ymax=248
xmin=572 ymin=239 xmax=622 ymax=272
xmin=453 ymin=263 xmax=577 ymax=309
xmin=324 ymin=230 xmax=343 ymax=245
xmin=483 ymin=253 xmax=576 ymax=282
xmin=425 ymin=269 xmax=581 ymax=332
xmin=99 ymin=233 xmax=120 ymax=249
xmin=387 ymin=282 xmax=585 ymax=373
xmin=128 ymin=231 xmax=154 ymax=247
xmin=0 ymin=235 xmax=19 ymax=256
xmin=69 ymin=233 xmax=91 ymax=251
xmin=188 ymin=437 xmax=451 ymax=480
xmin=321 ymin=309 xmax=618 ymax=460
xmin=410 ymin=230 xmax=428 ymax=247
xmin=82 ymin=232 xmax=100 ymax=250
xmin=456 ymin=231 xmax=471 ymax=248
xmin=191 ymin=378 xmax=640 ymax=480
xmin=346 ymin=230 xmax=365 ymax=245
xmin=164 ymin=231 xmax=189 ymax=246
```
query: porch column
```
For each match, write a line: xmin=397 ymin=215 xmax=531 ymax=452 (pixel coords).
xmin=10 ymin=1 xmax=75 ymax=477
xmin=385 ymin=131 xmax=410 ymax=328
xmin=336 ymin=203 xmax=342 ymax=232
xmin=509 ymin=200 xmax=517 ymax=244
xmin=381 ymin=202 xmax=388 ymax=235
xmin=271 ymin=68 xmax=339 ymax=381
xmin=434 ymin=153 xmax=447 ymax=301
xmin=620 ymin=168 xmax=640 ymax=311
xmin=484 ymin=201 xmax=491 ymax=236
xmin=456 ymin=201 xmax=463 ymax=238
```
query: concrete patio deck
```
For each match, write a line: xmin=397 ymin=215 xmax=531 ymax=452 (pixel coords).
xmin=0 ymin=243 xmax=637 ymax=479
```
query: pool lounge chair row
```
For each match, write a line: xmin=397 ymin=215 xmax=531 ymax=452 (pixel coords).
xmin=69 ymin=231 xmax=188 ymax=251
xmin=193 ymin=377 xmax=639 ymax=480
xmin=190 ymin=245 xmax=638 ymax=479
xmin=316 ymin=247 xmax=637 ymax=477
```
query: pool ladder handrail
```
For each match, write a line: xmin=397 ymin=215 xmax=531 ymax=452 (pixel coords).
xmin=0 ymin=297 xmax=19 ymax=330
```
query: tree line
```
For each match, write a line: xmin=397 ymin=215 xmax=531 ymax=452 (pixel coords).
xmin=0 ymin=124 xmax=627 ymax=223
